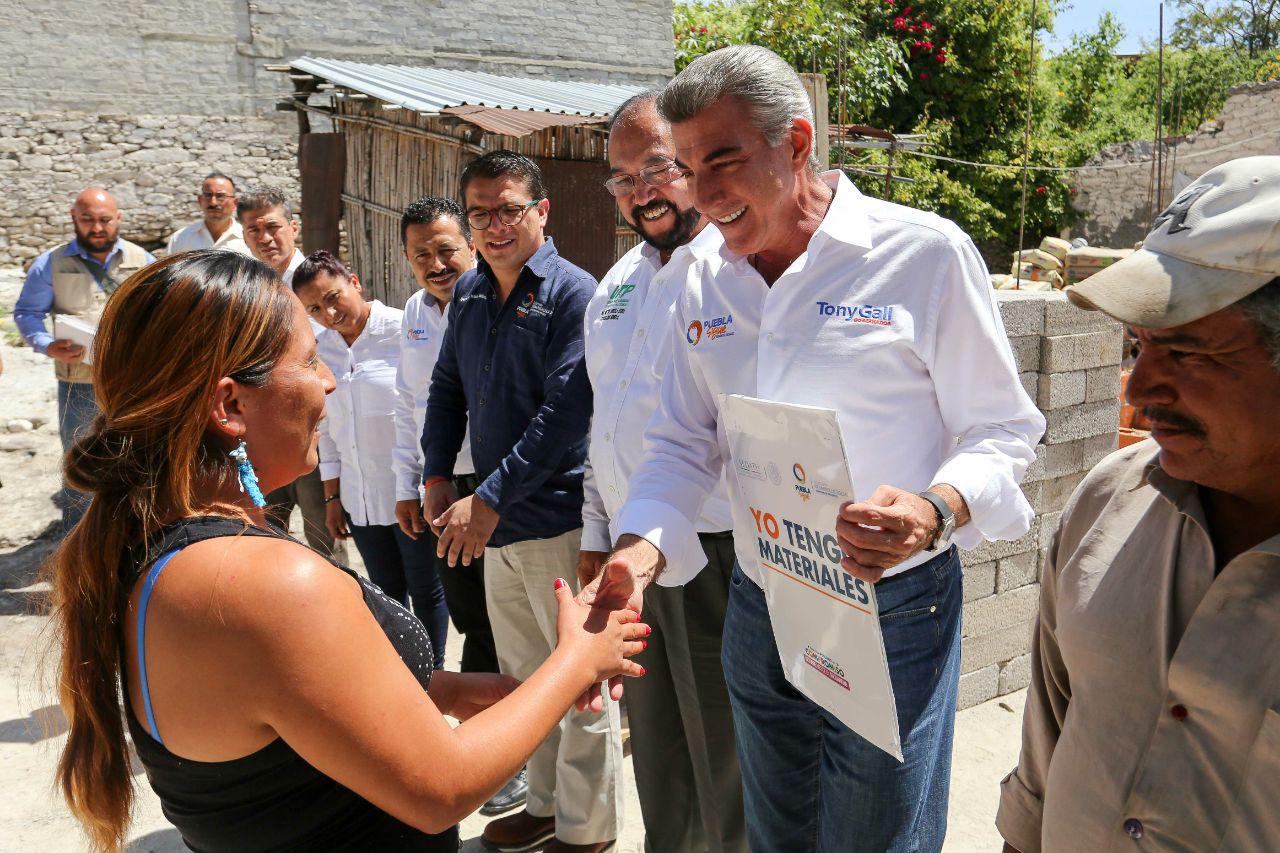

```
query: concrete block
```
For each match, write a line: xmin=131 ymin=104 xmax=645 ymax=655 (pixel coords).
xmin=964 ymin=560 xmax=996 ymax=602
xmin=1043 ymin=399 xmax=1121 ymax=444
xmin=1037 ymin=370 xmax=1087 ymax=410
xmin=961 ymin=520 xmax=1039 ymax=565
xmin=1085 ymin=365 xmax=1122 ymax=404
xmin=1038 ymin=511 xmax=1061 ymax=549
xmin=1018 ymin=371 xmax=1037 ymax=400
xmin=1023 ymin=471 xmax=1088 ymax=514
xmin=1022 ymin=442 xmax=1048 ymax=484
xmin=961 ymin=622 xmax=1034 ymax=673
xmin=963 ymin=584 xmax=1040 ymax=638
xmin=1080 ymin=431 xmax=1119 ymax=470
xmin=1043 ymin=291 xmax=1121 ymax=335
xmin=995 ymin=290 xmax=1047 ymax=336
xmin=999 ymin=653 xmax=1033 ymax=694
xmin=997 ymin=550 xmax=1039 ymax=592
xmin=958 ymin=664 xmax=999 ymax=710
xmin=1008 ymin=335 xmax=1041 ymax=373
xmin=1041 ymin=329 xmax=1124 ymax=372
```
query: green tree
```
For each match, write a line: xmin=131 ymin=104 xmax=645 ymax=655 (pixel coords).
xmin=1173 ymin=0 xmax=1280 ymax=57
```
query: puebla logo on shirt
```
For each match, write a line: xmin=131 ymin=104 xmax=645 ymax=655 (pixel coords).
xmin=816 ymin=300 xmax=896 ymax=327
xmin=406 ymin=327 xmax=430 ymax=341
xmin=516 ymin=291 xmax=552 ymax=319
xmin=686 ymin=313 xmax=734 ymax=346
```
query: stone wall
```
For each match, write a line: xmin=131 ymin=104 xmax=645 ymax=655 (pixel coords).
xmin=957 ymin=290 xmax=1123 ymax=709
xmin=0 ymin=0 xmax=673 ymax=266
xmin=1074 ymin=80 xmax=1280 ymax=248
xmin=0 ymin=112 xmax=298 ymax=264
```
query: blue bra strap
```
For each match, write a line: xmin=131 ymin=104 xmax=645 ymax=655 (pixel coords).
xmin=137 ymin=548 xmax=182 ymax=746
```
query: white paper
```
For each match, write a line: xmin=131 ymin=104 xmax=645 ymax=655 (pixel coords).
xmin=53 ymin=314 xmax=97 ymax=366
xmin=722 ymin=394 xmax=902 ymax=761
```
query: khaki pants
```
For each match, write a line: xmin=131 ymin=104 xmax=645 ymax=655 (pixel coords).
xmin=485 ymin=528 xmax=623 ymax=844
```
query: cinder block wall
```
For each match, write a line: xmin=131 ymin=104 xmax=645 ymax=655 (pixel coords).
xmin=957 ymin=290 xmax=1123 ymax=709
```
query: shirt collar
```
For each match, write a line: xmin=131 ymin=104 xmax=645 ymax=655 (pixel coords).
xmin=714 ymin=169 xmax=873 ymax=267
xmin=1141 ymin=450 xmax=1280 ymax=557
xmin=65 ymin=238 xmax=123 ymax=265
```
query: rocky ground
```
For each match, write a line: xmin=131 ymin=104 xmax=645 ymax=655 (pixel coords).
xmin=0 ymin=266 xmax=1021 ymax=851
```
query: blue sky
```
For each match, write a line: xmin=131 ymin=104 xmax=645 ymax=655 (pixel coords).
xmin=1047 ymin=0 xmax=1164 ymax=54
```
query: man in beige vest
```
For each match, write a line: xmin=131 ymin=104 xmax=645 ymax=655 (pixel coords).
xmin=236 ymin=187 xmax=344 ymax=560
xmin=14 ymin=187 xmax=155 ymax=529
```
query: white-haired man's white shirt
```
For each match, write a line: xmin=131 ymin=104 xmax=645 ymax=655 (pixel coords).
xmin=392 ymin=289 xmax=474 ymax=503
xmin=166 ymin=220 xmax=251 ymax=256
xmin=617 ymin=170 xmax=1046 ymax=586
xmin=582 ymin=224 xmax=733 ymax=568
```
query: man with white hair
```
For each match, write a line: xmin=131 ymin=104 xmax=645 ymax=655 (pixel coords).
xmin=997 ymin=156 xmax=1280 ymax=852
xmin=580 ymin=45 xmax=1044 ymax=851
xmin=14 ymin=187 xmax=155 ymax=529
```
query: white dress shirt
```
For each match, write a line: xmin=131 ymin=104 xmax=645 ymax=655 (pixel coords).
xmin=281 ymin=249 xmax=305 ymax=285
xmin=618 ymin=171 xmax=1046 ymax=586
xmin=166 ymin=220 xmax=250 ymax=256
xmin=317 ymin=300 xmax=404 ymax=527
xmin=582 ymin=225 xmax=734 ymax=566
xmin=392 ymin=289 xmax=474 ymax=502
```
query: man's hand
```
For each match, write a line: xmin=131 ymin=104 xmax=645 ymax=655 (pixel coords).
xmin=47 ymin=339 xmax=85 ymax=365
xmin=423 ymin=479 xmax=460 ymax=531
xmin=395 ymin=498 xmax=426 ymax=539
xmin=433 ymin=493 xmax=500 ymax=567
xmin=574 ymin=534 xmax=663 ymax=712
xmin=576 ymin=550 xmax=608 ymax=590
xmin=836 ymin=484 xmax=960 ymax=583
xmin=324 ymin=498 xmax=350 ymax=541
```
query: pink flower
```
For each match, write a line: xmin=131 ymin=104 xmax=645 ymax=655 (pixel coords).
xmin=893 ymin=16 xmax=907 ymax=29
xmin=922 ymin=21 xmax=934 ymax=30
xmin=935 ymin=52 xmax=947 ymax=62
xmin=919 ymin=72 xmax=930 ymax=79
xmin=699 ymin=25 xmax=707 ymax=32
xmin=1035 ymin=186 xmax=1048 ymax=194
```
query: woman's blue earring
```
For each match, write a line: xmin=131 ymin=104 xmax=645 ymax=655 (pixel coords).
xmin=227 ymin=434 xmax=267 ymax=508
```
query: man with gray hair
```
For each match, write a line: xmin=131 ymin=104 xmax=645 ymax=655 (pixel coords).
xmin=998 ymin=156 xmax=1280 ymax=852
xmin=580 ymin=44 xmax=1044 ymax=850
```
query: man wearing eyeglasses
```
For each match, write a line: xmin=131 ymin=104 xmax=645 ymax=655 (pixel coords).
xmin=580 ymin=92 xmax=744 ymax=853
xmin=165 ymin=172 xmax=251 ymax=256
xmin=421 ymin=150 xmax=620 ymax=853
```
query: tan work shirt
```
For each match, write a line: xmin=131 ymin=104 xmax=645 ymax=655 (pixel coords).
xmin=997 ymin=442 xmax=1280 ymax=852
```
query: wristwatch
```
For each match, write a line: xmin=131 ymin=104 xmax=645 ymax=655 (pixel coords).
xmin=918 ymin=490 xmax=955 ymax=552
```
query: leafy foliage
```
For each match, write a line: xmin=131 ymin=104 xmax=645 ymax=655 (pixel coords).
xmin=1173 ymin=0 xmax=1280 ymax=57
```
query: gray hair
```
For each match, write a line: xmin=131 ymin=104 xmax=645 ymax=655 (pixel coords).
xmin=1237 ymin=277 xmax=1280 ymax=372
xmin=236 ymin=186 xmax=292 ymax=222
xmin=607 ymin=89 xmax=663 ymax=136
xmin=657 ymin=45 xmax=818 ymax=169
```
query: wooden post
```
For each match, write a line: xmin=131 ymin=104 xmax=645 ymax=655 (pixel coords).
xmin=798 ymin=73 xmax=829 ymax=170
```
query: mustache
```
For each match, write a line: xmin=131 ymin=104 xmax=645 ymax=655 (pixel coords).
xmin=1142 ymin=406 xmax=1206 ymax=435
xmin=632 ymin=199 xmax=673 ymax=219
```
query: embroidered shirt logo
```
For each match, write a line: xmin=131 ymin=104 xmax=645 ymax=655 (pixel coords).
xmin=516 ymin=291 xmax=552 ymax=319
xmin=687 ymin=313 xmax=734 ymax=346
xmin=406 ymin=327 xmax=430 ymax=341
xmin=601 ymin=282 xmax=636 ymax=321
xmin=816 ymin=300 xmax=895 ymax=327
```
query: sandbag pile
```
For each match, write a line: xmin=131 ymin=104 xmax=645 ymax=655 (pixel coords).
xmin=1064 ymin=246 xmax=1134 ymax=284
xmin=992 ymin=236 xmax=1134 ymax=292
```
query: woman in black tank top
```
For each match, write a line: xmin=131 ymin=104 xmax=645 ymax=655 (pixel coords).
xmin=45 ymin=252 xmax=649 ymax=852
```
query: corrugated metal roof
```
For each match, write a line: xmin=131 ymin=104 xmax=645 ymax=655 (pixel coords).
xmin=440 ymin=104 xmax=605 ymax=137
xmin=290 ymin=56 xmax=645 ymax=118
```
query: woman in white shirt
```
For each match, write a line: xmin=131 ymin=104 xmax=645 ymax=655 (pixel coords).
xmin=292 ymin=250 xmax=449 ymax=667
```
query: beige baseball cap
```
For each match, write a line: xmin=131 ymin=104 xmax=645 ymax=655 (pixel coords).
xmin=1066 ymin=155 xmax=1280 ymax=328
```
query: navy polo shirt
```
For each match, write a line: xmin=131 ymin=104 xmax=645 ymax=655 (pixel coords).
xmin=421 ymin=237 xmax=596 ymax=547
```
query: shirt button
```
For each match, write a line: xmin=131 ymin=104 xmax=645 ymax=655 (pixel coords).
xmin=480 ymin=398 xmax=487 ymax=406
xmin=636 ymin=328 xmax=645 ymax=337
xmin=604 ymin=432 xmax=611 ymax=442
xmin=766 ymin=332 xmax=775 ymax=341
xmin=1124 ymin=818 xmax=1144 ymax=840
xmin=489 ymin=328 xmax=497 ymax=336
xmin=483 ymin=363 xmax=491 ymax=372
xmin=1171 ymin=704 xmax=1188 ymax=721
xmin=609 ymin=485 xmax=617 ymax=493
xmin=618 ymin=379 xmax=627 ymax=388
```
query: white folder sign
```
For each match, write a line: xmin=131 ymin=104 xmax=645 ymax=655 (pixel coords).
xmin=722 ymin=394 xmax=902 ymax=761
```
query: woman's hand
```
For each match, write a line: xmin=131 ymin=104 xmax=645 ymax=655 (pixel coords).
xmin=430 ymin=671 xmax=522 ymax=721
xmin=552 ymin=578 xmax=649 ymax=689
xmin=325 ymin=499 xmax=350 ymax=540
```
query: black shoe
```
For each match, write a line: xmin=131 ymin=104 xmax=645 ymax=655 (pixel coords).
xmin=480 ymin=768 xmax=529 ymax=816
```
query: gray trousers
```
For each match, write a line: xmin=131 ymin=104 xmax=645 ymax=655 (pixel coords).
xmin=486 ymin=527 xmax=624 ymax=844
xmin=628 ymin=531 xmax=746 ymax=853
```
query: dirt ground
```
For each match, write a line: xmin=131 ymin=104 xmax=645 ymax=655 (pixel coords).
xmin=0 ymin=266 xmax=1021 ymax=852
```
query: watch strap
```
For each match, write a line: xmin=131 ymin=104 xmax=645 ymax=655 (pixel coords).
xmin=917 ymin=490 xmax=953 ymax=551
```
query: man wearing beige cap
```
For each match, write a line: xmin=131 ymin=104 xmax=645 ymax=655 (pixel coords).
xmin=997 ymin=155 xmax=1280 ymax=853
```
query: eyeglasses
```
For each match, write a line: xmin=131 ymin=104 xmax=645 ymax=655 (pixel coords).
xmin=200 ymin=192 xmax=233 ymax=202
xmin=603 ymin=161 xmax=686 ymax=197
xmin=466 ymin=200 xmax=540 ymax=231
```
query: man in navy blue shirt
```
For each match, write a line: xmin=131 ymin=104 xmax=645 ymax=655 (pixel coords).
xmin=421 ymin=151 xmax=622 ymax=853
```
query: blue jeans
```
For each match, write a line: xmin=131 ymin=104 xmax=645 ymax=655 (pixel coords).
xmin=721 ymin=547 xmax=962 ymax=853
xmin=347 ymin=520 xmax=449 ymax=669
xmin=57 ymin=380 xmax=99 ymax=530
